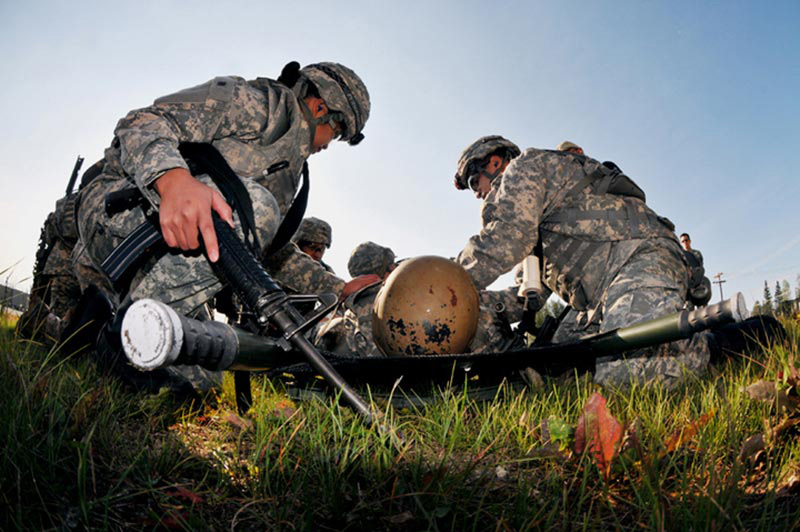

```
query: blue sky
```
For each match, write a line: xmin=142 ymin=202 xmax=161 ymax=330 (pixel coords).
xmin=1 ymin=0 xmax=798 ymax=310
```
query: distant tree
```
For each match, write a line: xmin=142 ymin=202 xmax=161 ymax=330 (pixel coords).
xmin=779 ymin=280 xmax=792 ymax=315
xmin=762 ymin=281 xmax=774 ymax=315
xmin=775 ymin=281 xmax=786 ymax=315
xmin=752 ymin=300 xmax=762 ymax=315
xmin=796 ymin=273 xmax=800 ymax=300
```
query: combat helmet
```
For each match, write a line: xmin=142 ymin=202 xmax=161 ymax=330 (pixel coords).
xmin=300 ymin=62 xmax=370 ymax=145
xmin=454 ymin=135 xmax=521 ymax=190
xmin=348 ymin=241 xmax=396 ymax=278
xmin=292 ymin=217 xmax=332 ymax=248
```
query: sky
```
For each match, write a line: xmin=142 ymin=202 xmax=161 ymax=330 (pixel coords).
xmin=0 ymin=0 xmax=798 ymax=311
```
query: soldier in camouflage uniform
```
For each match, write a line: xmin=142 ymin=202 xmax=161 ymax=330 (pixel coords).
xmin=556 ymin=140 xmax=584 ymax=155
xmin=16 ymin=195 xmax=82 ymax=343
xmin=73 ymin=61 xmax=374 ymax=391
xmin=453 ymin=136 xmax=710 ymax=387
xmin=290 ymin=216 xmax=335 ymax=272
xmin=316 ymin=241 xmax=396 ymax=356
xmin=317 ymin=241 xmax=525 ymax=356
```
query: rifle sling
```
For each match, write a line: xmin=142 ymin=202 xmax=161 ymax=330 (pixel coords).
xmin=102 ymin=142 xmax=303 ymax=286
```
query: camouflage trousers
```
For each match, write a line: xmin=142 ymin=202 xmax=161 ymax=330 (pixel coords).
xmin=315 ymin=284 xmax=386 ymax=357
xmin=468 ymin=305 xmax=517 ymax=353
xmin=18 ymin=239 xmax=81 ymax=343
xmin=552 ymin=238 xmax=710 ymax=388
xmin=42 ymin=239 xmax=82 ymax=320
xmin=74 ymin=173 xmax=282 ymax=390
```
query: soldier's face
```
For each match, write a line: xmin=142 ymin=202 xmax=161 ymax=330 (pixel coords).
xmin=306 ymin=97 xmax=343 ymax=153
xmin=472 ymin=175 xmax=492 ymax=199
xmin=680 ymin=236 xmax=691 ymax=251
xmin=301 ymin=242 xmax=326 ymax=261
xmin=469 ymin=155 xmax=506 ymax=200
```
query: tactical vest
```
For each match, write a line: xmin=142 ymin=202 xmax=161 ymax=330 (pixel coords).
xmin=537 ymin=152 xmax=677 ymax=310
xmin=210 ymin=78 xmax=309 ymax=218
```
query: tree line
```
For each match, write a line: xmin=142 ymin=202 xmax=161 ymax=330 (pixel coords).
xmin=751 ymin=275 xmax=800 ymax=316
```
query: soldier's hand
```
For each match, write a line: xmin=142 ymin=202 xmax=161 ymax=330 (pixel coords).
xmin=341 ymin=274 xmax=382 ymax=301
xmin=154 ymin=168 xmax=235 ymax=262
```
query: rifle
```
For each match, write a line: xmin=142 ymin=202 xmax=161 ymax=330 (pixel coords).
xmin=65 ymin=155 xmax=84 ymax=196
xmin=114 ymin=212 xmax=381 ymax=425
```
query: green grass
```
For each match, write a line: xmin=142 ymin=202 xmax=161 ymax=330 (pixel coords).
xmin=2 ymin=311 xmax=799 ymax=531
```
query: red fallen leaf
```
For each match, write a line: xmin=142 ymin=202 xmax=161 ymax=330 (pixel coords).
xmin=573 ymin=392 xmax=623 ymax=477
xmin=194 ymin=415 xmax=211 ymax=426
xmin=663 ymin=410 xmax=716 ymax=453
xmin=160 ymin=510 xmax=189 ymax=529
xmin=226 ymin=413 xmax=253 ymax=431
xmin=165 ymin=486 xmax=204 ymax=505
xmin=270 ymin=399 xmax=297 ymax=419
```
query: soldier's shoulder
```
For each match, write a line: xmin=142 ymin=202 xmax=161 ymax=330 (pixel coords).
xmin=153 ymin=75 xmax=248 ymax=106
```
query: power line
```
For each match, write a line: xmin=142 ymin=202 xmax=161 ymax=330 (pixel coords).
xmin=712 ymin=272 xmax=726 ymax=301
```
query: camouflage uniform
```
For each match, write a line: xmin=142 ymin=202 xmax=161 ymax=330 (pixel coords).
xmin=73 ymin=64 xmax=369 ymax=389
xmin=267 ymin=216 xmax=336 ymax=282
xmin=17 ymin=194 xmax=82 ymax=341
xmin=347 ymin=241 xmax=396 ymax=278
xmin=468 ymin=286 xmax=526 ymax=353
xmin=315 ymin=242 xmax=396 ymax=356
xmin=318 ymin=243 xmax=526 ymax=356
xmin=456 ymin=146 xmax=709 ymax=387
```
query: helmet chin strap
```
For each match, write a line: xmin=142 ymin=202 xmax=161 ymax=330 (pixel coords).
xmin=298 ymin=93 xmax=344 ymax=148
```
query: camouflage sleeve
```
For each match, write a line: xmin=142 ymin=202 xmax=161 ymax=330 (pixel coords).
xmin=113 ymin=76 xmax=264 ymax=208
xmin=264 ymin=242 xmax=346 ymax=295
xmin=456 ymin=153 xmax=546 ymax=289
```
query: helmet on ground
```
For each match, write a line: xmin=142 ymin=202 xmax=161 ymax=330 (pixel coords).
xmin=454 ymin=135 xmax=521 ymax=190
xmin=300 ymin=62 xmax=370 ymax=145
xmin=348 ymin=241 xmax=396 ymax=278
xmin=371 ymin=256 xmax=480 ymax=356
xmin=292 ymin=217 xmax=332 ymax=248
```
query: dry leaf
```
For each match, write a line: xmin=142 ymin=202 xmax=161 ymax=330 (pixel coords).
xmin=744 ymin=380 xmax=776 ymax=402
xmin=777 ymin=473 xmax=800 ymax=496
xmin=387 ymin=511 xmax=414 ymax=524
xmin=573 ymin=392 xmax=623 ymax=477
xmin=165 ymin=486 xmax=204 ymax=505
xmin=225 ymin=413 xmax=253 ymax=431
xmin=619 ymin=417 xmax=643 ymax=456
xmin=776 ymin=388 xmax=800 ymax=415
xmin=772 ymin=416 xmax=800 ymax=439
xmin=495 ymin=465 xmax=509 ymax=480
xmin=738 ymin=433 xmax=765 ymax=463
xmin=527 ymin=442 xmax=567 ymax=461
xmin=664 ymin=410 xmax=715 ymax=453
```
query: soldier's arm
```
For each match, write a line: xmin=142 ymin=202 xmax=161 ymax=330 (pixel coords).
xmin=457 ymin=154 xmax=546 ymax=289
xmin=114 ymin=77 xmax=264 ymax=260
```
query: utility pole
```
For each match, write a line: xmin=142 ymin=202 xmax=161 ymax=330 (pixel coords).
xmin=712 ymin=272 xmax=726 ymax=301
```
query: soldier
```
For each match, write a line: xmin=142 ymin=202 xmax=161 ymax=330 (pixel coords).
xmin=285 ymin=216 xmax=336 ymax=273
xmin=16 ymin=197 xmax=81 ymax=343
xmin=316 ymin=241 xmax=396 ymax=356
xmin=680 ymin=233 xmax=703 ymax=265
xmin=453 ymin=135 xmax=710 ymax=387
xmin=556 ymin=140 xmax=584 ymax=155
xmin=319 ymin=241 xmax=525 ymax=356
xmin=264 ymin=217 xmax=334 ymax=278
xmin=72 ymin=61 xmax=376 ymax=392
xmin=679 ymin=233 xmax=711 ymax=307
